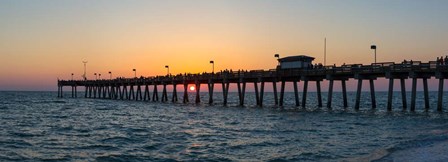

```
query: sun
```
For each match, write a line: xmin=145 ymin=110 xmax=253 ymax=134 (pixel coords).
xmin=189 ymin=85 xmax=195 ymax=91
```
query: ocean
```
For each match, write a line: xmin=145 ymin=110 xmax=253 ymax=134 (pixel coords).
xmin=1 ymin=91 xmax=448 ymax=161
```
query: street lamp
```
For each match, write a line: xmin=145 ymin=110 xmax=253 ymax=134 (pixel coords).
xmin=132 ymin=69 xmax=136 ymax=78
xmin=210 ymin=60 xmax=214 ymax=73
xmin=99 ymin=74 xmax=101 ymax=79
xmin=371 ymin=45 xmax=377 ymax=63
xmin=109 ymin=71 xmax=112 ymax=79
xmin=94 ymin=73 xmax=97 ymax=80
xmin=71 ymin=73 xmax=74 ymax=80
xmin=274 ymin=54 xmax=280 ymax=65
xmin=165 ymin=65 xmax=169 ymax=75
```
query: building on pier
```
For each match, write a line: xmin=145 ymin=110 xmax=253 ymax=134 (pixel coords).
xmin=277 ymin=55 xmax=315 ymax=69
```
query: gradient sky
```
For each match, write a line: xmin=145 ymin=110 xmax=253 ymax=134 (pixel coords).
xmin=1 ymin=0 xmax=447 ymax=91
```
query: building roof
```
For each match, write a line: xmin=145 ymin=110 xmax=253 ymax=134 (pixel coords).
xmin=278 ymin=55 xmax=315 ymax=62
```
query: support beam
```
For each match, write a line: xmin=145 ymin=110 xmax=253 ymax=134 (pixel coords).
xmin=316 ymin=81 xmax=322 ymax=107
xmin=302 ymin=80 xmax=308 ymax=108
xmin=400 ymin=79 xmax=407 ymax=110
xmin=241 ymin=82 xmax=246 ymax=106
xmin=183 ymin=83 xmax=189 ymax=103
xmin=137 ymin=85 xmax=142 ymax=101
xmin=222 ymin=82 xmax=227 ymax=105
xmin=254 ymin=82 xmax=259 ymax=106
xmin=152 ymin=84 xmax=158 ymax=101
xmin=144 ymin=85 xmax=150 ymax=101
xmin=355 ymin=79 xmax=362 ymax=110
xmin=279 ymin=80 xmax=285 ymax=106
xmin=129 ymin=85 xmax=135 ymax=100
xmin=172 ymin=84 xmax=178 ymax=102
xmin=293 ymin=80 xmax=299 ymax=107
xmin=327 ymin=80 xmax=334 ymax=108
xmin=370 ymin=79 xmax=376 ymax=109
xmin=273 ymin=81 xmax=278 ymax=105
xmin=438 ymin=79 xmax=444 ymax=112
xmin=411 ymin=78 xmax=417 ymax=111
xmin=195 ymin=82 xmax=201 ymax=103
xmin=342 ymin=80 xmax=348 ymax=108
xmin=260 ymin=81 xmax=265 ymax=107
xmin=208 ymin=82 xmax=214 ymax=104
xmin=423 ymin=78 xmax=429 ymax=111
xmin=85 ymin=86 xmax=88 ymax=98
xmin=162 ymin=84 xmax=168 ymax=102
xmin=387 ymin=78 xmax=393 ymax=111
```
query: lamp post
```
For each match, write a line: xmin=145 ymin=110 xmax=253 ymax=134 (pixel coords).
xmin=132 ymin=69 xmax=136 ymax=78
xmin=109 ymin=71 xmax=112 ymax=79
xmin=99 ymin=74 xmax=101 ymax=79
xmin=94 ymin=73 xmax=97 ymax=80
xmin=371 ymin=45 xmax=377 ymax=64
xmin=71 ymin=73 xmax=74 ymax=80
xmin=165 ymin=65 xmax=169 ymax=75
xmin=210 ymin=60 xmax=214 ymax=73
xmin=274 ymin=54 xmax=280 ymax=65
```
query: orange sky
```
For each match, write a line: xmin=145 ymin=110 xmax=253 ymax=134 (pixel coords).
xmin=1 ymin=1 xmax=447 ymax=91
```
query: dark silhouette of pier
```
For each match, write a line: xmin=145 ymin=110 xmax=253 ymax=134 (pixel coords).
xmin=58 ymin=61 xmax=448 ymax=112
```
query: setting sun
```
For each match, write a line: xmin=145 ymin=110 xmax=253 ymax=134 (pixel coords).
xmin=189 ymin=85 xmax=195 ymax=91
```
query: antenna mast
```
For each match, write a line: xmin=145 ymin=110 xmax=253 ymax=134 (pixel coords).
xmin=324 ymin=38 xmax=326 ymax=66
xmin=82 ymin=61 xmax=88 ymax=80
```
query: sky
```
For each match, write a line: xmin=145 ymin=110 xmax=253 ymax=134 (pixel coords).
xmin=0 ymin=0 xmax=447 ymax=91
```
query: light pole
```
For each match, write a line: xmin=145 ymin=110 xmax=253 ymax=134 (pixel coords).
xmin=274 ymin=54 xmax=280 ymax=65
xmin=165 ymin=65 xmax=169 ymax=75
xmin=82 ymin=61 xmax=88 ymax=80
xmin=71 ymin=73 xmax=74 ymax=80
xmin=133 ymin=69 xmax=136 ymax=78
xmin=94 ymin=73 xmax=97 ymax=80
xmin=99 ymin=74 xmax=101 ymax=79
xmin=210 ymin=60 xmax=214 ymax=73
xmin=109 ymin=71 xmax=112 ymax=79
xmin=371 ymin=45 xmax=377 ymax=63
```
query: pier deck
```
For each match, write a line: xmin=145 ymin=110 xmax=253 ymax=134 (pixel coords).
xmin=58 ymin=61 xmax=448 ymax=112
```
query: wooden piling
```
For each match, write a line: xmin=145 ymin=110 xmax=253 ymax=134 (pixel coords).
xmin=172 ymin=84 xmax=178 ymax=102
xmin=302 ymin=80 xmax=308 ymax=108
xmin=195 ymin=82 xmax=201 ymax=103
xmin=369 ymin=79 xmax=376 ymax=109
xmin=355 ymin=79 xmax=362 ymax=110
xmin=438 ymin=79 xmax=444 ymax=112
xmin=259 ymin=81 xmax=265 ymax=107
xmin=208 ymin=82 xmax=214 ymax=104
xmin=423 ymin=78 xmax=429 ymax=111
xmin=293 ymin=80 xmax=299 ymax=107
xmin=342 ymin=80 xmax=348 ymax=108
xmin=316 ymin=81 xmax=322 ymax=107
xmin=327 ymin=80 xmax=334 ymax=108
xmin=162 ymin=84 xmax=168 ymax=102
xmin=279 ymin=80 xmax=285 ymax=106
xmin=183 ymin=83 xmax=189 ymax=103
xmin=411 ymin=78 xmax=417 ymax=111
xmin=254 ymin=82 xmax=260 ymax=106
xmin=144 ymin=84 xmax=150 ymax=101
xmin=387 ymin=78 xmax=394 ymax=111
xmin=400 ymin=78 xmax=407 ymax=110
xmin=152 ymin=84 xmax=158 ymax=101
xmin=273 ymin=81 xmax=278 ymax=105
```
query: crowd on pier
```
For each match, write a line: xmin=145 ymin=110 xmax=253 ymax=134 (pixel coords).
xmin=436 ymin=56 xmax=448 ymax=65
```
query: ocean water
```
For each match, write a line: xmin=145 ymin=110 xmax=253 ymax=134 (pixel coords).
xmin=1 ymin=91 xmax=448 ymax=161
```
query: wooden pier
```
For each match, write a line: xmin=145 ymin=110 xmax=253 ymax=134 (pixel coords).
xmin=58 ymin=61 xmax=448 ymax=112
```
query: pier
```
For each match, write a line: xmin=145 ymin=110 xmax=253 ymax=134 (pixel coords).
xmin=58 ymin=61 xmax=448 ymax=112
